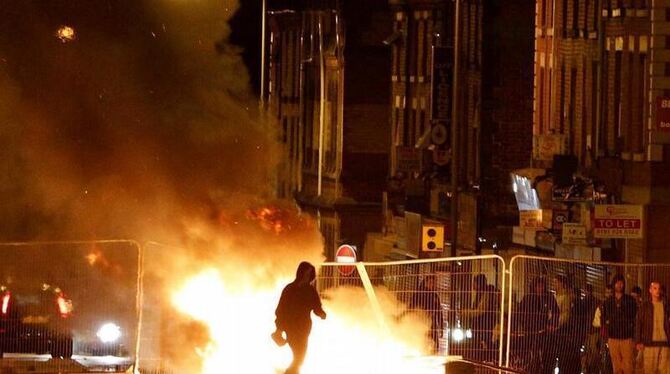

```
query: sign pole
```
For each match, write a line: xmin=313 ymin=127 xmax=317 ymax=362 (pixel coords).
xmin=450 ymin=0 xmax=461 ymax=257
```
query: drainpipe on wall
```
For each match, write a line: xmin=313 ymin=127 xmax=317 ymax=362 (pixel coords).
xmin=260 ymin=0 xmax=267 ymax=106
xmin=318 ymin=12 xmax=326 ymax=197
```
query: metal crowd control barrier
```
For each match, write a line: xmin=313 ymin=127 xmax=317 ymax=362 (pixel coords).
xmin=318 ymin=255 xmax=506 ymax=366
xmin=504 ymin=255 xmax=670 ymax=374
xmin=0 ymin=240 xmax=141 ymax=373
xmin=135 ymin=242 xmax=180 ymax=374
xmin=0 ymin=241 xmax=519 ymax=373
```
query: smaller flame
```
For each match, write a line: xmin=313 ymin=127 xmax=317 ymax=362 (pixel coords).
xmin=1 ymin=292 xmax=10 ymax=315
xmin=86 ymin=249 xmax=112 ymax=268
xmin=85 ymin=249 xmax=123 ymax=276
xmin=56 ymin=25 xmax=76 ymax=43
xmin=246 ymin=206 xmax=286 ymax=234
xmin=85 ymin=252 xmax=100 ymax=266
xmin=56 ymin=294 xmax=73 ymax=317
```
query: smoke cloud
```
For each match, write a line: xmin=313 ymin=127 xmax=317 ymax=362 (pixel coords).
xmin=0 ymin=2 xmax=328 ymax=370
xmin=0 ymin=0 xmax=283 ymax=244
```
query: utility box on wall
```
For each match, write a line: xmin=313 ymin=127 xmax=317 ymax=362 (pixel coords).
xmin=422 ymin=224 xmax=445 ymax=252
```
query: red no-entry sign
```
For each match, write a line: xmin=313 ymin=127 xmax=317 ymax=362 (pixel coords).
xmin=335 ymin=245 xmax=357 ymax=276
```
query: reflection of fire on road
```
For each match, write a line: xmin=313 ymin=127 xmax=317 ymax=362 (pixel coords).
xmin=173 ymin=267 xmax=438 ymax=374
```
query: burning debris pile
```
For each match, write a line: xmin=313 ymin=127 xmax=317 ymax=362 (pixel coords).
xmin=56 ymin=25 xmax=76 ymax=43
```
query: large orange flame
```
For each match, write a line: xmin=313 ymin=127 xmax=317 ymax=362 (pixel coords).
xmin=172 ymin=267 xmax=445 ymax=374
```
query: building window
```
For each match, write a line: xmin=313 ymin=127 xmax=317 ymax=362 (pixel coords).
xmin=559 ymin=65 xmax=566 ymax=132
xmin=394 ymin=106 xmax=402 ymax=146
xmin=573 ymin=0 xmax=579 ymax=36
xmin=408 ymin=14 xmax=418 ymax=82
xmin=547 ymin=66 xmax=553 ymax=133
xmin=569 ymin=67 xmax=577 ymax=152
xmin=614 ymin=51 xmax=622 ymax=143
xmin=538 ymin=67 xmax=545 ymax=130
xmin=637 ymin=54 xmax=647 ymax=152
xmin=406 ymin=107 xmax=416 ymax=146
xmin=326 ymin=68 xmax=339 ymax=174
xmin=593 ymin=0 xmax=599 ymax=31
xmin=591 ymin=61 xmax=598 ymax=157
xmin=417 ymin=19 xmax=425 ymax=78
xmin=302 ymin=73 xmax=315 ymax=170
xmin=563 ymin=0 xmax=569 ymax=37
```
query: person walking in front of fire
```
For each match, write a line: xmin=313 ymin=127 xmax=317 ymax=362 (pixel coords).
xmin=635 ymin=280 xmax=670 ymax=374
xmin=273 ymin=262 xmax=327 ymax=374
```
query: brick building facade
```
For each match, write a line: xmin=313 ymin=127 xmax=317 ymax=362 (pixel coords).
xmin=532 ymin=0 xmax=670 ymax=262
xmin=264 ymin=0 xmax=391 ymax=259
xmin=382 ymin=0 xmax=483 ymax=256
xmin=480 ymin=1 xmax=535 ymax=231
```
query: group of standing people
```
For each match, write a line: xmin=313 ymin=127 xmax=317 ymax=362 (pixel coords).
xmin=591 ymin=275 xmax=669 ymax=374
xmin=409 ymin=273 xmax=500 ymax=361
xmin=517 ymin=273 xmax=670 ymax=374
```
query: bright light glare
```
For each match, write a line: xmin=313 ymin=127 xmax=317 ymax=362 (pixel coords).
xmin=97 ymin=323 xmax=122 ymax=343
xmin=57 ymin=296 xmax=72 ymax=316
xmin=1 ymin=293 xmax=9 ymax=315
xmin=451 ymin=328 xmax=464 ymax=342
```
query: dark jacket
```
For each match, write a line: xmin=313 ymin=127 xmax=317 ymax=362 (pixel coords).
xmin=635 ymin=299 xmax=670 ymax=347
xmin=602 ymin=294 xmax=637 ymax=339
xmin=465 ymin=284 xmax=500 ymax=329
xmin=275 ymin=262 xmax=325 ymax=335
xmin=574 ymin=294 xmax=599 ymax=337
xmin=410 ymin=287 xmax=444 ymax=331
xmin=517 ymin=292 xmax=560 ymax=333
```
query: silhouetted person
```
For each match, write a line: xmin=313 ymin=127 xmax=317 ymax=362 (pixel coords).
xmin=552 ymin=275 xmax=579 ymax=374
xmin=410 ymin=275 xmax=444 ymax=353
xmin=516 ymin=276 xmax=559 ymax=374
xmin=274 ymin=262 xmax=327 ymax=374
xmin=582 ymin=284 xmax=604 ymax=374
xmin=517 ymin=276 xmax=559 ymax=334
xmin=462 ymin=274 xmax=499 ymax=362
xmin=631 ymin=285 xmax=643 ymax=308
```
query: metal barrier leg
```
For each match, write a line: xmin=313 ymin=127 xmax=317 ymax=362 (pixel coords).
xmin=355 ymin=263 xmax=390 ymax=336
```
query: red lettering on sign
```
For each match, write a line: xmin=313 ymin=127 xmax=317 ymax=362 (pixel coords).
xmin=595 ymin=219 xmax=641 ymax=229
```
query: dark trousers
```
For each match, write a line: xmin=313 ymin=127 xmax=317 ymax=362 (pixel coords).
xmin=285 ymin=330 xmax=310 ymax=374
xmin=548 ymin=328 xmax=581 ymax=374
